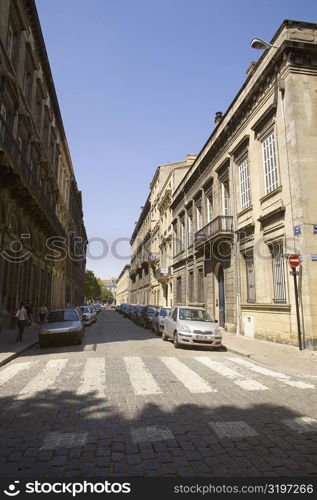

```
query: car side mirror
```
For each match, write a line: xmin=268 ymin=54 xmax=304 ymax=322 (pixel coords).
xmin=214 ymin=319 xmax=218 ymax=323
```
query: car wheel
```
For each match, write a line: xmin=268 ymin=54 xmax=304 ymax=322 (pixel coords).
xmin=156 ymin=325 xmax=161 ymax=336
xmin=162 ymin=330 xmax=168 ymax=341
xmin=173 ymin=331 xmax=180 ymax=349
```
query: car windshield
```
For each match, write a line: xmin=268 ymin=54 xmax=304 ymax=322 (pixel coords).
xmin=179 ymin=308 xmax=213 ymax=322
xmin=46 ymin=310 xmax=78 ymax=323
xmin=147 ymin=307 xmax=156 ymax=314
xmin=160 ymin=308 xmax=170 ymax=317
xmin=80 ymin=307 xmax=89 ymax=313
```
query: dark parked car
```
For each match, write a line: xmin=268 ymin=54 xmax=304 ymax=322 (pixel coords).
xmin=140 ymin=305 xmax=159 ymax=329
xmin=122 ymin=304 xmax=133 ymax=318
xmin=133 ymin=305 xmax=145 ymax=325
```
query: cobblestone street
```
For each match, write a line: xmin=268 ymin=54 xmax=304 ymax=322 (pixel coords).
xmin=0 ymin=311 xmax=316 ymax=478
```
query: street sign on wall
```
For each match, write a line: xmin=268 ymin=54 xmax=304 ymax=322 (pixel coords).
xmin=288 ymin=254 xmax=301 ymax=268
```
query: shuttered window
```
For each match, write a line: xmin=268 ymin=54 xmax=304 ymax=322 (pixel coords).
xmin=262 ymin=132 xmax=279 ymax=194
xmin=239 ymin=158 xmax=251 ymax=210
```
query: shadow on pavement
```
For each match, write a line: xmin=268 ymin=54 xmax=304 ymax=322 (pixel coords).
xmin=0 ymin=387 xmax=315 ymax=478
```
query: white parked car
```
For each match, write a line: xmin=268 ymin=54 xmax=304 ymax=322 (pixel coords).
xmin=151 ymin=306 xmax=171 ymax=335
xmin=163 ymin=306 xmax=222 ymax=349
xmin=79 ymin=306 xmax=93 ymax=325
xmin=88 ymin=305 xmax=97 ymax=323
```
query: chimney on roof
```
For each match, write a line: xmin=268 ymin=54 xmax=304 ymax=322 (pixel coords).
xmin=214 ymin=111 xmax=223 ymax=126
xmin=186 ymin=154 xmax=196 ymax=165
xmin=246 ymin=61 xmax=257 ymax=78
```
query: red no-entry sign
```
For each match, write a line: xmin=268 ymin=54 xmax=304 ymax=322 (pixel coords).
xmin=288 ymin=253 xmax=301 ymax=268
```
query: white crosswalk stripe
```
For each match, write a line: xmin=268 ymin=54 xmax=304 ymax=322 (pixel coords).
xmin=225 ymin=357 xmax=315 ymax=389
xmin=160 ymin=357 xmax=216 ymax=393
xmin=195 ymin=357 xmax=268 ymax=391
xmin=17 ymin=359 xmax=68 ymax=400
xmin=77 ymin=358 xmax=106 ymax=398
xmin=0 ymin=362 xmax=33 ymax=387
xmin=124 ymin=356 xmax=162 ymax=395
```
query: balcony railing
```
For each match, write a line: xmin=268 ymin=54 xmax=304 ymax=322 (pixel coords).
xmin=195 ymin=215 xmax=233 ymax=247
xmin=0 ymin=115 xmax=65 ymax=236
xmin=155 ymin=266 xmax=171 ymax=281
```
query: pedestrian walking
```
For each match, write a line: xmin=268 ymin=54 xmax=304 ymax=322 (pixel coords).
xmin=39 ymin=304 xmax=48 ymax=324
xmin=15 ymin=303 xmax=28 ymax=341
xmin=26 ymin=302 xmax=34 ymax=325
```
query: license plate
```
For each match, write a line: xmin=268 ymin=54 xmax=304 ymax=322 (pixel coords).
xmin=195 ymin=334 xmax=210 ymax=340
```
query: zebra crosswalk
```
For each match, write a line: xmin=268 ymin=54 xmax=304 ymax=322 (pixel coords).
xmin=0 ymin=355 xmax=315 ymax=399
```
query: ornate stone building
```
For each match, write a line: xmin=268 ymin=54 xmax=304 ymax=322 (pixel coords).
xmin=129 ymin=156 xmax=195 ymax=306
xmin=116 ymin=266 xmax=130 ymax=305
xmin=171 ymin=20 xmax=317 ymax=349
xmin=0 ymin=0 xmax=86 ymax=328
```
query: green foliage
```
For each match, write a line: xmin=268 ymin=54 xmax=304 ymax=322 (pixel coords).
xmin=85 ymin=270 xmax=102 ymax=301
xmin=102 ymin=288 xmax=114 ymax=303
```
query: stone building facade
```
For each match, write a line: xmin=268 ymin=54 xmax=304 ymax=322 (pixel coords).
xmin=171 ymin=20 xmax=317 ymax=349
xmin=0 ymin=0 xmax=86 ymax=328
xmin=129 ymin=156 xmax=195 ymax=306
xmin=116 ymin=266 xmax=130 ymax=305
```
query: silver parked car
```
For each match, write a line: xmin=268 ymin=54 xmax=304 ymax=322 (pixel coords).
xmin=79 ymin=306 xmax=93 ymax=325
xmin=39 ymin=308 xmax=84 ymax=347
xmin=163 ymin=306 xmax=222 ymax=349
xmin=88 ymin=305 xmax=97 ymax=323
xmin=151 ymin=306 xmax=171 ymax=335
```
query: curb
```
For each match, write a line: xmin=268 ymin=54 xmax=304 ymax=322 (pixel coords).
xmin=0 ymin=340 xmax=39 ymax=368
xmin=225 ymin=346 xmax=253 ymax=358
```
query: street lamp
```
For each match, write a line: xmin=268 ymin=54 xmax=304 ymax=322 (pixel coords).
xmin=250 ymin=38 xmax=277 ymax=50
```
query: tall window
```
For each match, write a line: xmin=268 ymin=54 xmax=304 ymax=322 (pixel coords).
xmin=222 ymin=182 xmax=229 ymax=215
xmin=188 ymin=271 xmax=193 ymax=303
xmin=197 ymin=268 xmax=204 ymax=303
xmin=271 ymin=242 xmax=286 ymax=303
xmin=206 ymin=195 xmax=213 ymax=223
xmin=262 ymin=131 xmax=279 ymax=194
xmin=6 ymin=26 xmax=13 ymax=59
xmin=245 ymin=254 xmax=256 ymax=303
xmin=179 ymin=218 xmax=185 ymax=251
xmin=187 ymin=212 xmax=193 ymax=246
xmin=176 ymin=277 xmax=182 ymax=303
xmin=196 ymin=205 xmax=202 ymax=231
xmin=0 ymin=105 xmax=6 ymax=140
xmin=239 ymin=158 xmax=251 ymax=210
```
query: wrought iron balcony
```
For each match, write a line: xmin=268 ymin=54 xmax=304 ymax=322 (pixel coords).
xmin=155 ymin=266 xmax=171 ymax=281
xmin=195 ymin=215 xmax=233 ymax=247
xmin=0 ymin=115 xmax=65 ymax=236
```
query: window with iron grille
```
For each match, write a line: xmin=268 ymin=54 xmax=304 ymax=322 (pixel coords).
xmin=197 ymin=268 xmax=204 ymax=303
xmin=271 ymin=242 xmax=287 ymax=303
xmin=187 ymin=212 xmax=193 ymax=246
xmin=188 ymin=271 xmax=193 ymax=302
xmin=239 ymin=158 xmax=251 ymax=210
xmin=244 ymin=254 xmax=256 ymax=303
xmin=176 ymin=277 xmax=182 ymax=303
xmin=262 ymin=132 xmax=279 ymax=194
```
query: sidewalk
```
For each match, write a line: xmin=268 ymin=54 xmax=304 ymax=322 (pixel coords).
xmin=0 ymin=322 xmax=40 ymax=367
xmin=222 ymin=330 xmax=317 ymax=378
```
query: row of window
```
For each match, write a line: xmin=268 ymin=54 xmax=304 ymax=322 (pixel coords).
xmin=174 ymin=241 xmax=287 ymax=305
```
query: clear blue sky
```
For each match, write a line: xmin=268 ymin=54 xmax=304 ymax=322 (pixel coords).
xmin=35 ymin=0 xmax=317 ymax=279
